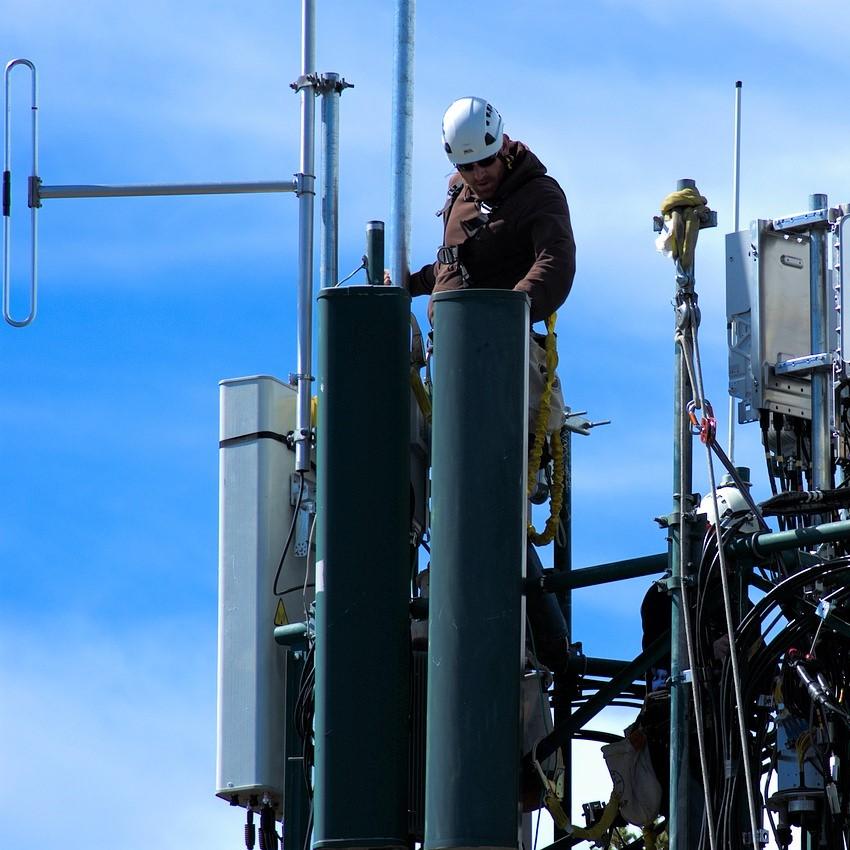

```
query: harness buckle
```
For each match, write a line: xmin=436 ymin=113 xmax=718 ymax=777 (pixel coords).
xmin=437 ymin=245 xmax=459 ymax=265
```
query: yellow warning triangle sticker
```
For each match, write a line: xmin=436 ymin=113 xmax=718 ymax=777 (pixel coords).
xmin=274 ymin=599 xmax=288 ymax=627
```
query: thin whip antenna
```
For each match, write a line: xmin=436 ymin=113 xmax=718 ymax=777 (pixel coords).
xmin=727 ymin=80 xmax=742 ymax=463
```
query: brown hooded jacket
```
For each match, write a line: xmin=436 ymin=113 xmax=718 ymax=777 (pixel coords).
xmin=408 ymin=140 xmax=575 ymax=323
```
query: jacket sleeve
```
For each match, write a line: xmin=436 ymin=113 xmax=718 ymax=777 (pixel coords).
xmin=408 ymin=261 xmax=437 ymax=296
xmin=512 ymin=180 xmax=576 ymax=323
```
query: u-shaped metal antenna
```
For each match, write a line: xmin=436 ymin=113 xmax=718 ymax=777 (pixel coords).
xmin=3 ymin=58 xmax=38 ymax=327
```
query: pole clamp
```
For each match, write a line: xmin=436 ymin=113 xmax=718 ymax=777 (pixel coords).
xmin=655 ymin=573 xmax=694 ymax=592
xmin=290 ymin=428 xmax=313 ymax=445
xmin=290 ymin=73 xmax=320 ymax=93
xmin=669 ymin=669 xmax=693 ymax=686
xmin=294 ymin=172 xmax=315 ymax=197
xmin=317 ymin=73 xmax=354 ymax=95
xmin=27 ymin=174 xmax=41 ymax=208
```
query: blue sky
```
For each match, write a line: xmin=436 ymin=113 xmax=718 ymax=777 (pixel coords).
xmin=3 ymin=1 xmax=850 ymax=847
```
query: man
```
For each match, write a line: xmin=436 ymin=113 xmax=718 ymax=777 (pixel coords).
xmin=403 ymin=96 xmax=576 ymax=673
xmin=406 ymin=95 xmax=576 ymax=325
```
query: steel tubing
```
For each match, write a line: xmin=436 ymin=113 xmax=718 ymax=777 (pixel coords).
xmin=389 ymin=0 xmax=415 ymax=290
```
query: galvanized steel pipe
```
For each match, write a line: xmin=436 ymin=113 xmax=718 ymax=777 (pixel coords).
xmin=669 ymin=178 xmax=697 ymax=850
xmin=37 ymin=180 xmax=298 ymax=199
xmin=366 ymin=220 xmax=384 ymax=285
xmin=389 ymin=0 xmax=415 ymax=289
xmin=319 ymin=73 xmax=341 ymax=292
xmin=809 ymin=193 xmax=832 ymax=490
xmin=294 ymin=0 xmax=317 ymax=473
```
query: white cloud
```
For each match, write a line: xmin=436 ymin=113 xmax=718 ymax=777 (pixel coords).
xmin=0 ymin=617 xmax=238 ymax=850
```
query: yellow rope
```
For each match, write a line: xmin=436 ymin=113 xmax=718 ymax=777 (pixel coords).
xmin=527 ymin=312 xmax=564 ymax=546
xmin=410 ymin=369 xmax=432 ymax=422
xmin=658 ymin=186 xmax=707 ymax=274
xmin=567 ymin=792 xmax=622 ymax=840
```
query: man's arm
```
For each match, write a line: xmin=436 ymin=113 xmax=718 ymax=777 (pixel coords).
xmin=512 ymin=181 xmax=576 ymax=323
xmin=408 ymin=261 xmax=438 ymax=296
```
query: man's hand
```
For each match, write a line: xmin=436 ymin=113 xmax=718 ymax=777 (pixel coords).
xmin=384 ymin=268 xmax=410 ymax=287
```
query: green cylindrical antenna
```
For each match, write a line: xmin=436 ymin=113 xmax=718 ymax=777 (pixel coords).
xmin=426 ymin=289 xmax=528 ymax=850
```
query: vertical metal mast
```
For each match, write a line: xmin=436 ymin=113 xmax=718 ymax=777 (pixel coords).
xmin=553 ymin=420 xmax=572 ymax=834
xmin=669 ymin=319 xmax=693 ymax=850
xmin=319 ymin=73 xmax=341 ymax=293
xmin=728 ymin=80 xmax=742 ymax=462
xmin=390 ymin=0 xmax=415 ymax=289
xmin=295 ymin=0 xmax=317 ymax=473
xmin=809 ymin=192 xmax=833 ymax=490
xmin=667 ymin=178 xmax=697 ymax=850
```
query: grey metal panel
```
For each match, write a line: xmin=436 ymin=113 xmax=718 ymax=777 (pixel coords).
xmin=760 ymin=228 xmax=811 ymax=419
xmin=216 ymin=376 xmax=315 ymax=818
xmin=726 ymin=228 xmax=758 ymax=422
xmin=726 ymin=223 xmax=812 ymax=421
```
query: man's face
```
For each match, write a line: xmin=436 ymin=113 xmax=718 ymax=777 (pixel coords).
xmin=456 ymin=138 xmax=508 ymax=201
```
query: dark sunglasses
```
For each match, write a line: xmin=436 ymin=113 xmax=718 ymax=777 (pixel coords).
xmin=456 ymin=154 xmax=498 ymax=173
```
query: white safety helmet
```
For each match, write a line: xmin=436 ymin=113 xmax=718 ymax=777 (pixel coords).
xmin=441 ymin=96 xmax=504 ymax=165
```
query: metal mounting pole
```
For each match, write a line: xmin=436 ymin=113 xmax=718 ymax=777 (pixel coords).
xmin=366 ymin=220 xmax=384 ymax=284
xmin=294 ymin=0 xmax=317 ymax=473
xmin=36 ymin=180 xmax=297 ymax=199
xmin=809 ymin=192 xmax=832 ymax=490
xmin=390 ymin=0 xmax=415 ymax=289
xmin=668 ymin=177 xmax=697 ymax=850
xmin=728 ymin=80 xmax=742 ymax=462
xmin=319 ymin=73 xmax=351 ymax=292
xmin=552 ymin=422 xmax=572 ymax=834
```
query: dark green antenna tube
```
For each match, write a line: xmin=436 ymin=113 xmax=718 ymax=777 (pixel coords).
xmin=313 ymin=285 xmax=411 ymax=850
xmin=426 ymin=289 xmax=529 ymax=850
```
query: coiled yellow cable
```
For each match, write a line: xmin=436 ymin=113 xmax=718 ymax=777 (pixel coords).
xmin=528 ymin=312 xmax=563 ymax=546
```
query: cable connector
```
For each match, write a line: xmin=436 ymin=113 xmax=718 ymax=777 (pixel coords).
xmin=826 ymin=781 xmax=841 ymax=815
xmin=742 ymin=828 xmax=768 ymax=847
xmin=245 ymin=811 xmax=256 ymax=850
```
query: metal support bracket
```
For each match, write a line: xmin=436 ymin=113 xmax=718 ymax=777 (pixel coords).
xmin=294 ymin=172 xmax=315 ymax=197
xmin=27 ymin=174 xmax=41 ymax=208
xmin=772 ymin=207 xmax=838 ymax=233
xmin=563 ymin=410 xmax=611 ymax=436
xmin=774 ymin=352 xmax=832 ymax=375
xmin=652 ymin=209 xmax=718 ymax=233
xmin=669 ymin=669 xmax=693 ymax=686
xmin=290 ymin=473 xmax=316 ymax=558
xmin=316 ymin=74 xmax=354 ymax=95
xmin=656 ymin=573 xmax=694 ymax=592
xmin=290 ymin=73 xmax=321 ymax=93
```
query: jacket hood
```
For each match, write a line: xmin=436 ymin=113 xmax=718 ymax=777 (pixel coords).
xmin=492 ymin=140 xmax=547 ymax=201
